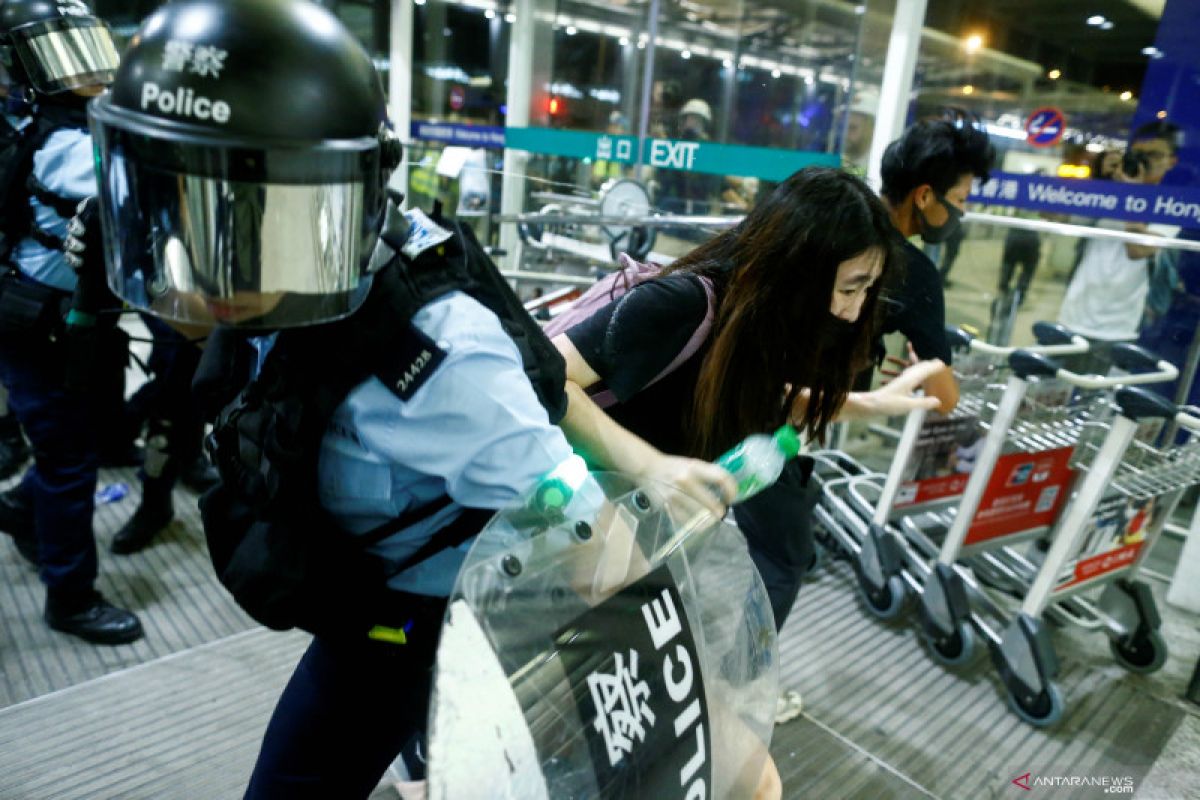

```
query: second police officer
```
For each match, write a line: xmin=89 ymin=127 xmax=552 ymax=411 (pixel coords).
xmin=0 ymin=0 xmax=140 ymax=644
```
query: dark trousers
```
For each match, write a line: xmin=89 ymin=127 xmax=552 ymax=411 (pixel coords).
xmin=244 ymin=600 xmax=448 ymax=800
xmin=733 ymin=457 xmax=817 ymax=630
xmin=0 ymin=332 xmax=99 ymax=595
xmin=127 ymin=313 xmax=204 ymax=488
xmin=999 ymin=236 xmax=1041 ymax=295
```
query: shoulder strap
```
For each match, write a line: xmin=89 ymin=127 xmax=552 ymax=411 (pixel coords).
xmin=648 ymin=275 xmax=715 ymax=388
xmin=590 ymin=274 xmax=716 ymax=409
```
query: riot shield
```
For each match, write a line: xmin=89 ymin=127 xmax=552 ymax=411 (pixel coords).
xmin=427 ymin=468 xmax=779 ymax=799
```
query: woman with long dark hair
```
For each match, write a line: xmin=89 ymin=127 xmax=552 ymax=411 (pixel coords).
xmin=553 ymin=167 xmax=943 ymax=628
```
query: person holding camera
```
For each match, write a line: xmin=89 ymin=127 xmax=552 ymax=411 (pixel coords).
xmin=1058 ymin=121 xmax=1181 ymax=373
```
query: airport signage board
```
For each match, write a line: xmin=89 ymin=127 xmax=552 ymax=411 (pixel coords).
xmin=970 ymin=170 xmax=1200 ymax=229
xmin=505 ymin=126 xmax=840 ymax=181
xmin=411 ymin=121 xmax=506 ymax=148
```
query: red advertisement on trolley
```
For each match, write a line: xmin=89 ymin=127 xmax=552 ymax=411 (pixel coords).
xmin=963 ymin=447 xmax=1075 ymax=546
xmin=1054 ymin=495 xmax=1161 ymax=591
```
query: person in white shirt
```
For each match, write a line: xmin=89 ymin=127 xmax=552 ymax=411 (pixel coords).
xmin=1059 ymin=121 xmax=1181 ymax=372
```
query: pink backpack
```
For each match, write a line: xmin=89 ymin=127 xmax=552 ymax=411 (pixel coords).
xmin=543 ymin=253 xmax=715 ymax=409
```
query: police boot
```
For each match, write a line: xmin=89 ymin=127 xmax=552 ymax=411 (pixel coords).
xmin=45 ymin=588 xmax=143 ymax=645
xmin=112 ymin=428 xmax=175 ymax=555
xmin=111 ymin=480 xmax=173 ymax=555
xmin=0 ymin=414 xmax=30 ymax=481
xmin=0 ymin=484 xmax=39 ymax=565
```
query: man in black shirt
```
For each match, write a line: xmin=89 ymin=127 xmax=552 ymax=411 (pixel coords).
xmin=874 ymin=120 xmax=995 ymax=412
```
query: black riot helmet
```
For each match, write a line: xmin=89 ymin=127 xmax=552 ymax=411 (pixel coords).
xmin=88 ymin=0 xmax=404 ymax=329
xmin=0 ymin=0 xmax=119 ymax=97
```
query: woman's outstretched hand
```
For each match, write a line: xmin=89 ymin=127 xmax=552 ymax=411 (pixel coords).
xmin=864 ymin=358 xmax=945 ymax=415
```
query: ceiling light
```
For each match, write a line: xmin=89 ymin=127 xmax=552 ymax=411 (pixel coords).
xmin=1142 ymin=46 xmax=1159 ymax=56
xmin=1100 ymin=20 xmax=1114 ymax=29
xmin=1119 ymin=90 xmax=1133 ymax=101
xmin=681 ymin=49 xmax=691 ymax=59
xmin=771 ymin=68 xmax=781 ymax=78
xmin=505 ymin=12 xmax=515 ymax=22
xmin=722 ymin=58 xmax=733 ymax=68
xmin=484 ymin=8 xmax=495 ymax=19
xmin=1086 ymin=14 xmax=1106 ymax=25
xmin=964 ymin=34 xmax=983 ymax=53
xmin=565 ymin=25 xmax=577 ymax=35
xmin=619 ymin=36 xmax=629 ymax=46
xmin=1157 ymin=110 xmax=1167 ymax=119
xmin=962 ymin=84 xmax=975 ymax=95
xmin=413 ymin=0 xmax=426 ymax=5
xmin=1048 ymin=68 xmax=1061 ymax=80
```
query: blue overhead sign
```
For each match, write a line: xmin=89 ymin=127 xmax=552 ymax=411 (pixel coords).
xmin=1024 ymin=107 xmax=1066 ymax=148
xmin=970 ymin=171 xmax=1200 ymax=229
xmin=410 ymin=121 xmax=506 ymax=148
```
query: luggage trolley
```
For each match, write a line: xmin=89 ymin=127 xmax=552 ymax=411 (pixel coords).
xmin=815 ymin=340 xmax=1180 ymax=725
xmin=989 ymin=381 xmax=1200 ymax=725
xmin=812 ymin=323 xmax=1090 ymax=621
xmin=910 ymin=347 xmax=1177 ymax=681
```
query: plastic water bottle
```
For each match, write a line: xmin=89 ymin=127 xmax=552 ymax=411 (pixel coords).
xmin=716 ymin=425 xmax=802 ymax=504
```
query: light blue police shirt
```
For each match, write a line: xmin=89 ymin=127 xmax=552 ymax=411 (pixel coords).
xmin=12 ymin=127 xmax=95 ymax=292
xmin=311 ymin=290 xmax=574 ymax=597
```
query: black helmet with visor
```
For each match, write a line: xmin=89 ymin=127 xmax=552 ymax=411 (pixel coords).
xmin=88 ymin=0 xmax=403 ymax=329
xmin=0 ymin=0 xmax=119 ymax=97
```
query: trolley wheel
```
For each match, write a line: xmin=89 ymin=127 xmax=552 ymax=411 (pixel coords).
xmin=861 ymin=574 xmax=906 ymax=620
xmin=926 ymin=620 xmax=976 ymax=667
xmin=1006 ymin=681 xmax=1065 ymax=728
xmin=1110 ymin=629 xmax=1169 ymax=675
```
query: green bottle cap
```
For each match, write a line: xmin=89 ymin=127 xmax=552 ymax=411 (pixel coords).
xmin=773 ymin=425 xmax=801 ymax=458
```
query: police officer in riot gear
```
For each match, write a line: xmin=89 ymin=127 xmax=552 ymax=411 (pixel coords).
xmin=0 ymin=0 xmax=141 ymax=644
xmin=87 ymin=1 xmax=736 ymax=796
xmin=89 ymin=0 xmax=738 ymax=793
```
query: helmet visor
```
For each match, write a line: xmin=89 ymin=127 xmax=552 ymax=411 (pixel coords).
xmin=92 ymin=119 xmax=382 ymax=329
xmin=11 ymin=18 xmax=119 ymax=94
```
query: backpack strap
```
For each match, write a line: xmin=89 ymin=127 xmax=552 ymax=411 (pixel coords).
xmin=590 ymin=274 xmax=715 ymax=409
xmin=378 ymin=505 xmax=494 ymax=579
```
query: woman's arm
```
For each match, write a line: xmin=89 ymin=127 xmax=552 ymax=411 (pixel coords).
xmin=837 ymin=359 xmax=945 ymax=420
xmin=791 ymin=359 xmax=944 ymax=424
xmin=553 ymin=334 xmax=736 ymax=517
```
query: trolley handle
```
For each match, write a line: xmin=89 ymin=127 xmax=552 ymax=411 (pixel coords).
xmin=1008 ymin=350 xmax=1061 ymax=380
xmin=1110 ymin=343 xmax=1167 ymax=374
xmin=1173 ymin=409 xmax=1200 ymax=433
xmin=1006 ymin=349 xmax=1179 ymax=390
xmin=945 ymin=324 xmax=973 ymax=352
xmin=1115 ymin=386 xmax=1178 ymax=422
xmin=1031 ymin=321 xmax=1076 ymax=346
xmin=967 ymin=324 xmax=1088 ymax=358
xmin=1054 ymin=357 xmax=1178 ymax=389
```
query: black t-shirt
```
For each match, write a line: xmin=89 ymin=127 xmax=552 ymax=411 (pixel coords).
xmin=879 ymin=236 xmax=952 ymax=364
xmin=565 ymin=274 xmax=711 ymax=456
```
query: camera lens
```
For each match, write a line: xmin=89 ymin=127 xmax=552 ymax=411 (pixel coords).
xmin=1122 ymin=151 xmax=1149 ymax=177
